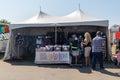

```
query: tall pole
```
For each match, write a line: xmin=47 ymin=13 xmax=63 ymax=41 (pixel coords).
xmin=55 ymin=24 xmax=57 ymax=44
xmin=79 ymin=3 xmax=80 ymax=10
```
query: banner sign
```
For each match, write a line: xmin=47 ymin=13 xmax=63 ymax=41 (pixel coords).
xmin=116 ymin=32 xmax=120 ymax=39
xmin=35 ymin=50 xmax=71 ymax=64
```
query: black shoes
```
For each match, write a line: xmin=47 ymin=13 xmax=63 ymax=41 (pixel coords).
xmin=92 ymin=67 xmax=105 ymax=70
xmin=100 ymin=67 xmax=105 ymax=70
xmin=92 ymin=68 xmax=96 ymax=70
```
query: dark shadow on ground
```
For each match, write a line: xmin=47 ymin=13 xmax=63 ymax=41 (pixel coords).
xmin=78 ymin=66 xmax=92 ymax=74
xmin=4 ymin=60 xmax=72 ymax=69
xmin=36 ymin=64 xmax=71 ymax=69
xmin=103 ymin=62 xmax=120 ymax=69
xmin=99 ymin=62 xmax=120 ymax=77
xmin=90 ymin=62 xmax=120 ymax=77
xmin=4 ymin=60 xmax=36 ymax=66
xmin=99 ymin=69 xmax=120 ymax=77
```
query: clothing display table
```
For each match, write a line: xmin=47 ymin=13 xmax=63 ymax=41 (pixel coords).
xmin=35 ymin=49 xmax=71 ymax=64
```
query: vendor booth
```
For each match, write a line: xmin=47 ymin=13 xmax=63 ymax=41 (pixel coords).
xmin=4 ymin=9 xmax=109 ymax=64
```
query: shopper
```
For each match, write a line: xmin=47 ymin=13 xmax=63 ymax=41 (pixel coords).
xmin=70 ymin=34 xmax=79 ymax=50
xmin=116 ymin=50 xmax=120 ymax=66
xmin=83 ymin=32 xmax=92 ymax=67
xmin=92 ymin=31 xmax=104 ymax=70
xmin=70 ymin=34 xmax=79 ymax=64
xmin=111 ymin=42 xmax=117 ymax=61
xmin=78 ymin=35 xmax=84 ymax=55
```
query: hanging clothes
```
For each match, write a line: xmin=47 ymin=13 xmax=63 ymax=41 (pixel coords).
xmin=4 ymin=25 xmax=9 ymax=33
xmin=0 ymin=25 xmax=2 ymax=34
xmin=2 ymin=26 xmax=5 ymax=33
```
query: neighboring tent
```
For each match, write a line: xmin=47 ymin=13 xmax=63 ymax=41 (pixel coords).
xmin=4 ymin=9 xmax=109 ymax=60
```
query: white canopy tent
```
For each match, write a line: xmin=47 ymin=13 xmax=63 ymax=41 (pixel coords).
xmin=4 ymin=9 xmax=109 ymax=60
xmin=11 ymin=9 xmax=108 ymax=29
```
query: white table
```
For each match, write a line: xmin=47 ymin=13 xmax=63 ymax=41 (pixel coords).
xmin=34 ymin=49 xmax=71 ymax=64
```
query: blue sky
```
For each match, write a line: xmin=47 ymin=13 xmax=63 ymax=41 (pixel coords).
xmin=0 ymin=0 xmax=120 ymax=26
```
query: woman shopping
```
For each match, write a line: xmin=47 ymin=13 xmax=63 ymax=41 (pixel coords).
xmin=82 ymin=32 xmax=92 ymax=67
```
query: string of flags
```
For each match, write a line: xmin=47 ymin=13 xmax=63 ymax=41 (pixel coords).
xmin=0 ymin=25 xmax=9 ymax=33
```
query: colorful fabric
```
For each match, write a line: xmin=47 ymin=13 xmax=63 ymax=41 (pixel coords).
xmin=0 ymin=26 xmax=2 ymax=34
xmin=4 ymin=25 xmax=9 ymax=33
xmin=2 ymin=26 xmax=5 ymax=33
xmin=0 ymin=25 xmax=9 ymax=33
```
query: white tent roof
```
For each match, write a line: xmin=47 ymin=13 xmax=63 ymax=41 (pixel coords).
xmin=10 ymin=9 xmax=108 ymax=29
xmin=63 ymin=9 xmax=99 ymax=21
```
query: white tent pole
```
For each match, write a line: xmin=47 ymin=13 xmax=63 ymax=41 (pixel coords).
xmin=79 ymin=3 xmax=80 ymax=10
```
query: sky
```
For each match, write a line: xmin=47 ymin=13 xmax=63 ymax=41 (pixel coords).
xmin=0 ymin=0 xmax=120 ymax=26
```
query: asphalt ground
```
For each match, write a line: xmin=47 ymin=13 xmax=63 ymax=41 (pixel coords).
xmin=0 ymin=60 xmax=120 ymax=80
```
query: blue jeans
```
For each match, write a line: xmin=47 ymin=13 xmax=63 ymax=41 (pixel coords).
xmin=92 ymin=52 xmax=103 ymax=69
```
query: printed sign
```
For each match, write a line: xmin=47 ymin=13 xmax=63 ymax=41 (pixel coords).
xmin=35 ymin=51 xmax=70 ymax=64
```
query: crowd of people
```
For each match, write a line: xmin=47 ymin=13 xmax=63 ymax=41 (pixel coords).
xmin=70 ymin=31 xmax=105 ymax=70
